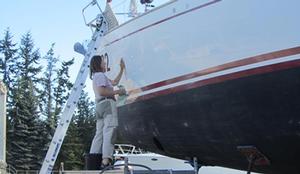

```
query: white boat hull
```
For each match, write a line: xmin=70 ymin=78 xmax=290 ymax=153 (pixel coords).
xmin=88 ymin=1 xmax=300 ymax=173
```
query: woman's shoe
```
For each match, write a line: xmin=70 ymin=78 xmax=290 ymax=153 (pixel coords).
xmin=101 ymin=158 xmax=113 ymax=169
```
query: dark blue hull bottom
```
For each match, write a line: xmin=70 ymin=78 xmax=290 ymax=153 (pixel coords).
xmin=117 ymin=65 xmax=300 ymax=174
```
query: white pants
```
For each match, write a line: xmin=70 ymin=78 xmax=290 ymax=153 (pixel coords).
xmin=90 ymin=99 xmax=118 ymax=159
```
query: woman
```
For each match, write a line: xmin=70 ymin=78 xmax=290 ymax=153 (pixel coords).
xmin=89 ymin=55 xmax=126 ymax=167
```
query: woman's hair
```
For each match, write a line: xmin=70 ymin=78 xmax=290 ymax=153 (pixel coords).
xmin=89 ymin=55 xmax=104 ymax=79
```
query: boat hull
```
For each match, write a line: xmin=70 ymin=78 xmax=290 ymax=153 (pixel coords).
xmin=117 ymin=61 xmax=300 ymax=174
xmin=90 ymin=0 xmax=300 ymax=173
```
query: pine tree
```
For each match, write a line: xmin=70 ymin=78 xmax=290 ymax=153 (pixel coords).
xmin=9 ymin=78 xmax=38 ymax=170
xmin=17 ymin=32 xmax=42 ymax=83
xmin=75 ymin=91 xmax=95 ymax=155
xmin=23 ymin=79 xmax=42 ymax=169
xmin=37 ymin=43 xmax=59 ymax=168
xmin=40 ymin=43 xmax=58 ymax=122
xmin=0 ymin=28 xmax=18 ymax=166
xmin=51 ymin=58 xmax=74 ymax=170
xmin=8 ymin=32 xmax=42 ymax=170
xmin=57 ymin=90 xmax=95 ymax=170
xmin=58 ymin=120 xmax=83 ymax=170
xmin=0 ymin=28 xmax=18 ymax=92
xmin=76 ymin=91 xmax=95 ymax=169
xmin=2 ymin=29 xmax=96 ymax=171
xmin=53 ymin=58 xmax=74 ymax=122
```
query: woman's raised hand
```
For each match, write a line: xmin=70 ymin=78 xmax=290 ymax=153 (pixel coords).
xmin=120 ymin=58 xmax=125 ymax=70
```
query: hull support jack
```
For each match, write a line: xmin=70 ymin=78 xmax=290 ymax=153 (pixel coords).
xmin=193 ymin=157 xmax=201 ymax=174
xmin=237 ymin=145 xmax=270 ymax=174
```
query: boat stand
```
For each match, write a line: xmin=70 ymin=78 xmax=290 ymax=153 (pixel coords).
xmin=192 ymin=157 xmax=201 ymax=174
xmin=237 ymin=146 xmax=270 ymax=174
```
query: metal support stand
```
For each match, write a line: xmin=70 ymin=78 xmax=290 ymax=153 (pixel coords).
xmin=246 ymin=154 xmax=255 ymax=174
xmin=193 ymin=157 xmax=201 ymax=174
xmin=237 ymin=146 xmax=270 ymax=174
xmin=124 ymin=157 xmax=130 ymax=174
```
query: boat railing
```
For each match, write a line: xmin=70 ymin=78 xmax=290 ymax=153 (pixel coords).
xmin=82 ymin=0 xmax=119 ymax=34
xmin=82 ymin=0 xmax=105 ymax=33
xmin=114 ymin=144 xmax=148 ymax=155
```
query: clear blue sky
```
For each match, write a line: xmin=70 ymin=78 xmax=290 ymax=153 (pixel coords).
xmin=0 ymin=0 xmax=92 ymax=60
xmin=0 ymin=0 xmax=166 ymax=69
xmin=0 ymin=0 xmax=166 ymax=97
xmin=0 ymin=0 xmax=138 ymax=100
xmin=0 ymin=1 xmax=256 ymax=173
xmin=0 ymin=0 xmax=93 ymax=86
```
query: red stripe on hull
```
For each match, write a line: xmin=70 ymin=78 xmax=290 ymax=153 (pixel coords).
xmin=129 ymin=46 xmax=300 ymax=94
xmin=134 ymin=58 xmax=300 ymax=102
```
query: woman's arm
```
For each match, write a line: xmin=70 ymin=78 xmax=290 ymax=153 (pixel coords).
xmin=111 ymin=59 xmax=125 ymax=86
xmin=97 ymin=86 xmax=125 ymax=97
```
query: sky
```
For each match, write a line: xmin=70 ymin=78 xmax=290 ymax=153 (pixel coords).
xmin=0 ymin=0 xmax=94 ymax=96
xmin=0 ymin=0 xmax=170 ymax=99
xmin=0 ymin=0 xmax=257 ymax=173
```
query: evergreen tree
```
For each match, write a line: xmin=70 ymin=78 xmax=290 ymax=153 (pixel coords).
xmin=40 ymin=43 xmax=58 ymax=121
xmin=17 ymin=32 xmax=42 ymax=83
xmin=75 ymin=91 xmax=95 ymax=155
xmin=51 ymin=58 xmax=74 ymax=169
xmin=0 ymin=28 xmax=18 ymax=166
xmin=57 ymin=90 xmax=95 ymax=170
xmin=0 ymin=28 xmax=18 ymax=92
xmin=53 ymin=58 xmax=74 ymax=122
xmin=2 ymin=29 xmax=97 ymax=171
xmin=9 ymin=78 xmax=39 ymax=170
xmin=39 ymin=43 xmax=59 ymax=167
xmin=58 ymin=119 xmax=83 ymax=170
xmin=9 ymin=98 xmax=31 ymax=170
xmin=8 ymin=32 xmax=42 ymax=170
